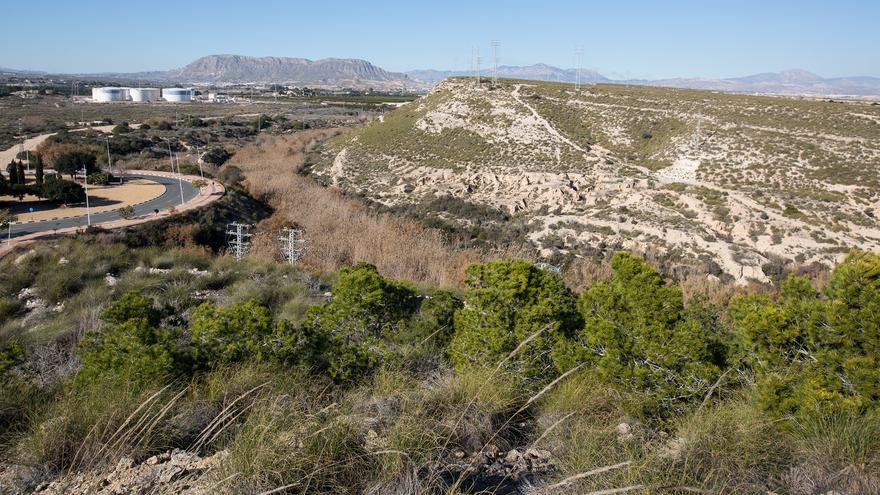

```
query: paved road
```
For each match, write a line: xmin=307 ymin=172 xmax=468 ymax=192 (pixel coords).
xmin=6 ymin=174 xmax=198 ymax=239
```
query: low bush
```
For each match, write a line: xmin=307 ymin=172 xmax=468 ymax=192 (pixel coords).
xmin=729 ymin=251 xmax=880 ymax=420
xmin=37 ymin=174 xmax=85 ymax=204
xmin=202 ymin=147 xmax=230 ymax=166
xmin=86 ymin=172 xmax=112 ymax=185
xmin=190 ymin=300 xmax=327 ymax=370
xmin=449 ymin=259 xmax=581 ymax=384
xmin=302 ymin=262 xmax=419 ymax=381
xmin=77 ymin=292 xmax=181 ymax=384
xmin=553 ymin=253 xmax=726 ymax=416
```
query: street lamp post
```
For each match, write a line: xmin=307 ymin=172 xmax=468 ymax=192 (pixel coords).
xmin=105 ymin=136 xmax=113 ymax=175
xmin=166 ymin=140 xmax=185 ymax=206
xmin=79 ymin=168 xmax=91 ymax=226
xmin=194 ymin=145 xmax=204 ymax=179
xmin=175 ymin=152 xmax=184 ymax=206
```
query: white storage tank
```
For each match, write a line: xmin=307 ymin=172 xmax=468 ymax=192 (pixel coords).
xmin=91 ymin=87 xmax=126 ymax=102
xmin=130 ymin=88 xmax=161 ymax=102
xmin=162 ymin=87 xmax=193 ymax=102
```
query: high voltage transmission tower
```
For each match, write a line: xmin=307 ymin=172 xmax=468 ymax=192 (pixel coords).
xmin=226 ymin=222 xmax=252 ymax=261
xmin=278 ymin=227 xmax=306 ymax=264
xmin=491 ymin=40 xmax=500 ymax=86
xmin=575 ymin=46 xmax=584 ymax=91
xmin=472 ymin=47 xmax=482 ymax=88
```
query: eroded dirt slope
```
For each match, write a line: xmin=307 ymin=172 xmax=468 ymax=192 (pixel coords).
xmin=312 ymin=78 xmax=880 ymax=282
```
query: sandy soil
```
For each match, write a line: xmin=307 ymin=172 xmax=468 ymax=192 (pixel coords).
xmin=0 ymin=178 xmax=165 ymax=221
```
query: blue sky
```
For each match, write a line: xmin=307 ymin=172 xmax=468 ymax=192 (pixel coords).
xmin=3 ymin=0 xmax=878 ymax=78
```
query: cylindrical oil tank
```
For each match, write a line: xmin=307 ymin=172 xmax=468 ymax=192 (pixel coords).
xmin=91 ymin=87 xmax=126 ymax=102
xmin=162 ymin=87 xmax=193 ymax=102
xmin=130 ymin=88 xmax=161 ymax=102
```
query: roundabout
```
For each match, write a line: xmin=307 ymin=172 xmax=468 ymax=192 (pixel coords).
xmin=2 ymin=171 xmax=217 ymax=244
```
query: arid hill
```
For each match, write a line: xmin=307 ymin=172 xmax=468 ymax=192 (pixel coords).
xmin=311 ymin=77 xmax=880 ymax=282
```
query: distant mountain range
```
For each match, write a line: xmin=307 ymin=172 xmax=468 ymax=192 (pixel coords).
xmin=3 ymin=55 xmax=880 ymax=97
xmin=406 ymin=65 xmax=880 ymax=97
xmin=3 ymin=55 xmax=420 ymax=91
xmin=640 ymin=69 xmax=880 ymax=97
xmin=406 ymin=63 xmax=609 ymax=85
xmin=165 ymin=55 xmax=413 ymax=88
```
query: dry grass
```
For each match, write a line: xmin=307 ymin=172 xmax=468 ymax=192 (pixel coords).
xmin=229 ymin=130 xmax=531 ymax=287
xmin=563 ymin=258 xmax=613 ymax=292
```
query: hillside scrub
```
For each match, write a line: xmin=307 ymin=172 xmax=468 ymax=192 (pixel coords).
xmin=305 ymin=78 xmax=880 ymax=285
xmin=1 ymin=234 xmax=879 ymax=493
xmin=729 ymin=251 xmax=880 ymax=420
xmin=227 ymin=131 xmax=532 ymax=287
xmin=449 ymin=259 xmax=581 ymax=384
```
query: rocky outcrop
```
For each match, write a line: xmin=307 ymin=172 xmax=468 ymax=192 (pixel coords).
xmin=168 ymin=55 xmax=414 ymax=88
xmin=435 ymin=446 xmax=554 ymax=494
xmin=1 ymin=450 xmax=226 ymax=495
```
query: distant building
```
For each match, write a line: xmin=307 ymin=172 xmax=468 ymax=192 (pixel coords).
xmin=130 ymin=88 xmax=161 ymax=102
xmin=162 ymin=88 xmax=194 ymax=103
xmin=92 ymin=87 xmax=127 ymax=102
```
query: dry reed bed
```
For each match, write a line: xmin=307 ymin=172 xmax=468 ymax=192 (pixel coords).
xmin=229 ymin=130 xmax=531 ymax=287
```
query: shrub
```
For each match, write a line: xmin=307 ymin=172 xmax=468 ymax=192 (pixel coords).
xmin=102 ymin=291 xmax=161 ymax=326
xmin=303 ymin=263 xmax=418 ymax=381
xmin=77 ymin=292 xmax=180 ymax=384
xmin=449 ymin=259 xmax=581 ymax=384
xmin=111 ymin=122 xmax=131 ymax=134
xmin=190 ymin=299 xmax=327 ymax=372
xmin=78 ymin=318 xmax=180 ymax=384
xmin=117 ymin=205 xmax=135 ymax=220
xmin=554 ymin=252 xmax=724 ymax=416
xmin=409 ymin=289 xmax=462 ymax=350
xmin=0 ymin=340 xmax=26 ymax=376
xmin=39 ymin=175 xmax=85 ymax=204
xmin=219 ymin=165 xmax=243 ymax=186
xmin=729 ymin=251 xmax=880 ymax=419
xmin=184 ymin=116 xmax=205 ymax=128
xmin=202 ymin=147 xmax=230 ymax=166
xmin=86 ymin=172 xmax=111 ymax=185
xmin=189 ymin=300 xmax=277 ymax=366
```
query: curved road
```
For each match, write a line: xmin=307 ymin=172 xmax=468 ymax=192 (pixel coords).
xmin=7 ymin=174 xmax=198 ymax=239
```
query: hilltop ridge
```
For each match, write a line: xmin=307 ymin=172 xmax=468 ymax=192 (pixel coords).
xmin=167 ymin=54 xmax=413 ymax=87
xmin=311 ymin=77 xmax=880 ymax=282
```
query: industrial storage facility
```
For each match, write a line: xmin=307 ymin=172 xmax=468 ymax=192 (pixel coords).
xmin=162 ymin=88 xmax=194 ymax=102
xmin=91 ymin=87 xmax=127 ymax=102
xmin=91 ymin=86 xmax=194 ymax=103
xmin=130 ymin=88 xmax=161 ymax=102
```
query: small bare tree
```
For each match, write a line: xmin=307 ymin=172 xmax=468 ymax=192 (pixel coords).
xmin=117 ymin=205 xmax=136 ymax=220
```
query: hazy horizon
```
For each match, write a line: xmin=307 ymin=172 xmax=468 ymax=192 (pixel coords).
xmin=2 ymin=0 xmax=879 ymax=79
